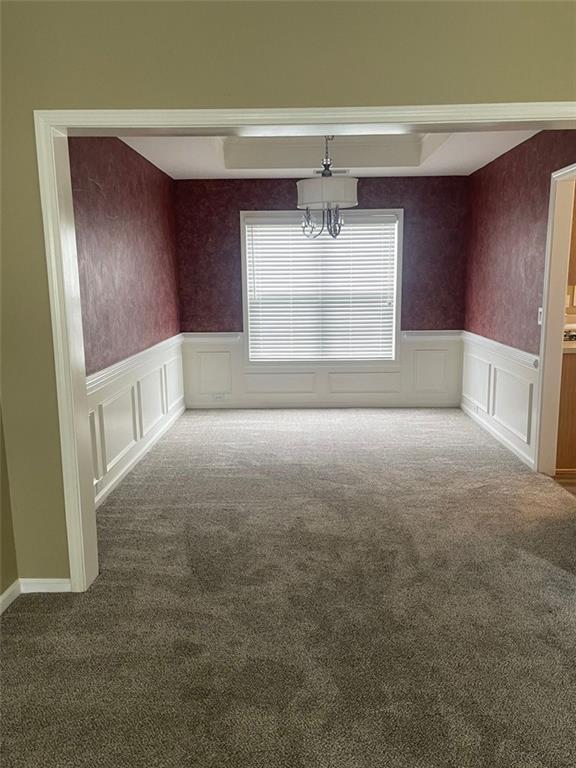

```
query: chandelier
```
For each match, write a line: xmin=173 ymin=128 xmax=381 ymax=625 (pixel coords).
xmin=297 ymin=136 xmax=358 ymax=239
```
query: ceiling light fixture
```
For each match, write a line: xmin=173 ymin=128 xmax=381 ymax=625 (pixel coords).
xmin=297 ymin=136 xmax=358 ymax=239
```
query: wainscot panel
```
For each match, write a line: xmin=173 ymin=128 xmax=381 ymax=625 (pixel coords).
xmin=182 ymin=331 xmax=463 ymax=409
xmin=461 ymin=331 xmax=539 ymax=468
xmin=86 ymin=335 xmax=185 ymax=506
xmin=84 ymin=331 xmax=540 ymax=489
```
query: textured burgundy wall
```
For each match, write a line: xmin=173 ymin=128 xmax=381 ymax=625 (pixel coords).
xmin=465 ymin=130 xmax=576 ymax=354
xmin=174 ymin=178 xmax=470 ymax=332
xmin=69 ymin=138 xmax=180 ymax=374
xmin=72 ymin=134 xmax=576 ymax=359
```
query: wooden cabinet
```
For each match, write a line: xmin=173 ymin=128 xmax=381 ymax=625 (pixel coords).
xmin=556 ymin=353 xmax=576 ymax=472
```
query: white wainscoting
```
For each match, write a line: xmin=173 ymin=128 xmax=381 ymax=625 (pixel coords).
xmin=182 ymin=331 xmax=463 ymax=409
xmin=461 ymin=331 xmax=540 ymax=468
xmin=81 ymin=330 xmax=540 ymax=497
xmin=86 ymin=335 xmax=185 ymax=506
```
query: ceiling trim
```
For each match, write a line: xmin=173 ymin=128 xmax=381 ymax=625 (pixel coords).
xmin=45 ymin=102 xmax=576 ymax=137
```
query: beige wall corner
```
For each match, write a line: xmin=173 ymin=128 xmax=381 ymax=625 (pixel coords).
xmin=1 ymin=412 xmax=18 ymax=593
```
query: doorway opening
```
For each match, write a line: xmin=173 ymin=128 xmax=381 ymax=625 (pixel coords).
xmin=537 ymin=165 xmax=576 ymax=482
xmin=33 ymin=105 xmax=576 ymax=591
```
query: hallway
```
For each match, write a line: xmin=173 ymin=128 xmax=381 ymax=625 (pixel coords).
xmin=2 ymin=409 xmax=576 ymax=767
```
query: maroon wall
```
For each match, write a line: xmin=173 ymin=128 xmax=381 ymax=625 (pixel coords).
xmin=465 ymin=130 xmax=576 ymax=354
xmin=69 ymin=138 xmax=180 ymax=374
xmin=72 ymin=133 xmax=576 ymax=360
xmin=174 ymin=178 xmax=470 ymax=332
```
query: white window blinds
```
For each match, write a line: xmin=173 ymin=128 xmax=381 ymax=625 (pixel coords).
xmin=243 ymin=211 xmax=401 ymax=362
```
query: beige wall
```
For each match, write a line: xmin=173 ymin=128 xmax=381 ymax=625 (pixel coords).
xmin=2 ymin=1 xmax=575 ymax=580
xmin=1 ymin=414 xmax=18 ymax=592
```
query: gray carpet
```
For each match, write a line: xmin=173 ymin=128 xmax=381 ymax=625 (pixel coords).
xmin=2 ymin=409 xmax=576 ymax=768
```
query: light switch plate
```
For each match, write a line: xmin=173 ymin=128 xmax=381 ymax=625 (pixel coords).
xmin=537 ymin=307 xmax=543 ymax=326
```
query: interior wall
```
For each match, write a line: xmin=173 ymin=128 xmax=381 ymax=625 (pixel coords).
xmin=69 ymin=138 xmax=180 ymax=375
xmin=175 ymin=177 xmax=470 ymax=333
xmin=2 ymin=0 xmax=575 ymax=579
xmin=1 ymin=413 xmax=18 ymax=592
xmin=465 ymin=131 xmax=576 ymax=354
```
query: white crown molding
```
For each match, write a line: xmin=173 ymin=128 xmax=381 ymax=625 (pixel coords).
xmin=36 ymin=103 xmax=576 ymax=135
xmin=462 ymin=331 xmax=539 ymax=369
xmin=86 ymin=334 xmax=183 ymax=395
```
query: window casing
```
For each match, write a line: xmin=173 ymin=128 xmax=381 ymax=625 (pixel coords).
xmin=241 ymin=210 xmax=403 ymax=363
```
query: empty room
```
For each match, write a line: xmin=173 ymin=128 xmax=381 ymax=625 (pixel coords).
xmin=2 ymin=3 xmax=576 ymax=768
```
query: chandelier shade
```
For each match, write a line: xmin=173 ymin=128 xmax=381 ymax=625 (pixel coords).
xmin=296 ymin=176 xmax=358 ymax=211
xmin=297 ymin=136 xmax=359 ymax=238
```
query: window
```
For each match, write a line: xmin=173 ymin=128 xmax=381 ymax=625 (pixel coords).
xmin=242 ymin=210 xmax=402 ymax=363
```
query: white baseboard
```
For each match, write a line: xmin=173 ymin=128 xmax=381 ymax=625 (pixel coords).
xmin=461 ymin=331 xmax=539 ymax=469
xmin=19 ymin=578 xmax=72 ymax=593
xmin=1 ymin=578 xmax=73 ymax=614
xmin=0 ymin=580 xmax=21 ymax=614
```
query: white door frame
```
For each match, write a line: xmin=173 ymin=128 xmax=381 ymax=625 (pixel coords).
xmin=33 ymin=103 xmax=576 ymax=591
xmin=536 ymin=163 xmax=576 ymax=475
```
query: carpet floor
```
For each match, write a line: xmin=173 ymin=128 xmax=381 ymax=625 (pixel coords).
xmin=2 ymin=409 xmax=576 ymax=767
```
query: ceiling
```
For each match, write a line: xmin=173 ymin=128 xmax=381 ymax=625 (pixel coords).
xmin=120 ymin=131 xmax=538 ymax=179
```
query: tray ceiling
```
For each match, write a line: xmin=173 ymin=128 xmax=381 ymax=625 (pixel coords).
xmin=120 ymin=130 xmax=538 ymax=179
